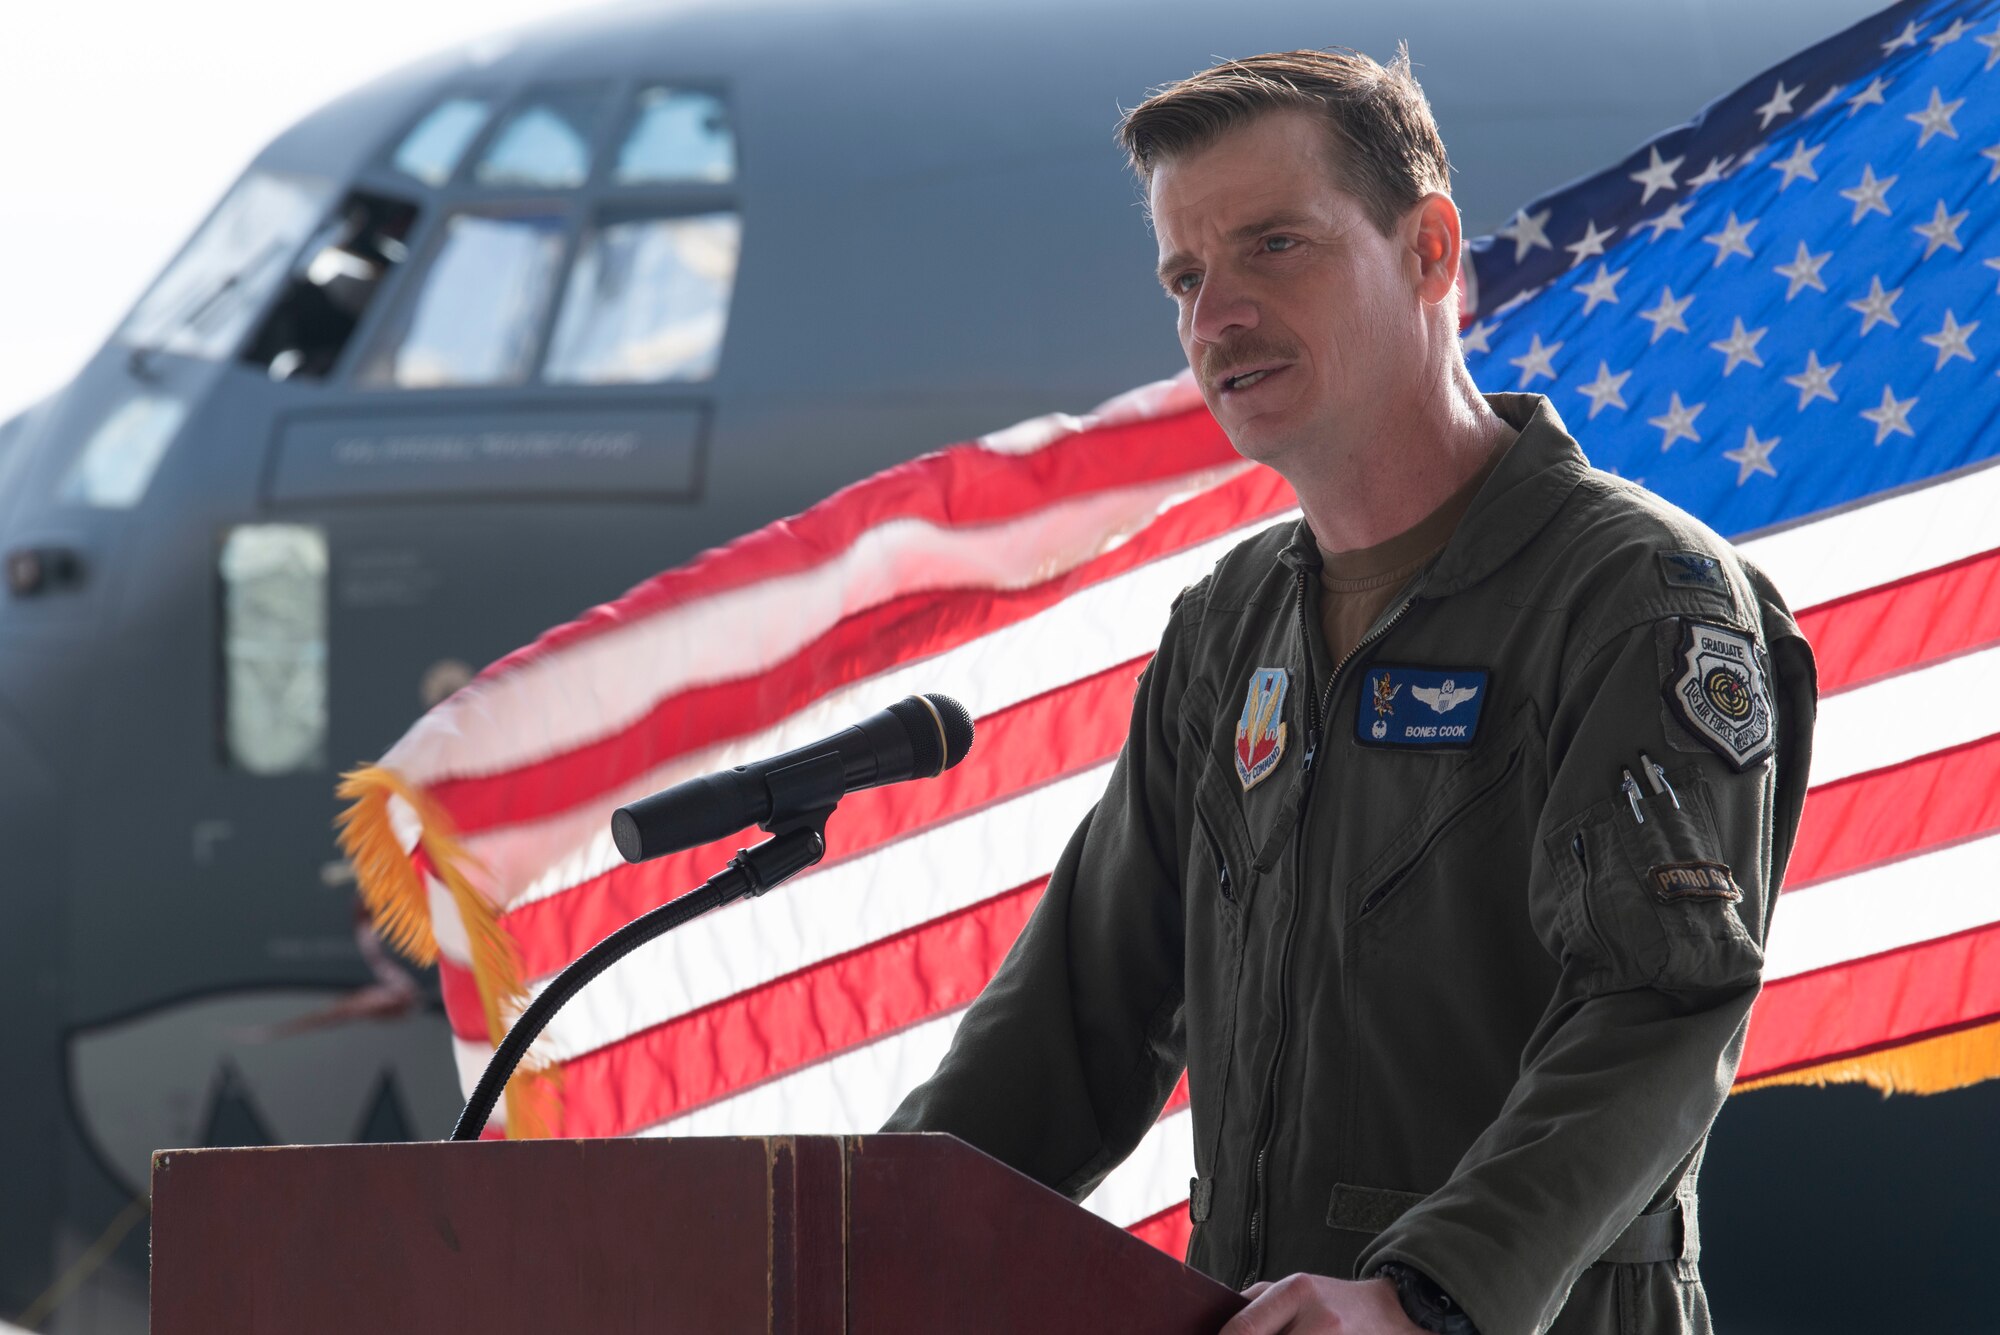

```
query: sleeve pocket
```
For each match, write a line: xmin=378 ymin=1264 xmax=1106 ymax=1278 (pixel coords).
xmin=1566 ymin=768 xmax=1763 ymax=993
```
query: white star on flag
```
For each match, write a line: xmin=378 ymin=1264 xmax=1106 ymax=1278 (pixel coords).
xmin=1769 ymin=140 xmax=1824 ymax=190
xmin=1638 ymin=287 xmax=1694 ymax=343
xmin=1687 ymin=156 xmax=1735 ymax=188
xmin=1774 ymin=241 xmax=1832 ymax=299
xmin=1847 ymin=76 xmax=1892 ymax=115
xmin=1701 ymin=212 xmax=1758 ymax=267
xmin=1978 ymin=27 xmax=2000 ymax=71
xmin=1574 ymin=263 xmax=1627 ymax=315
xmin=1839 ymin=164 xmax=1896 ymax=222
xmin=1848 ymin=275 xmax=1904 ymax=335
xmin=1460 ymin=320 xmax=1498 ymax=355
xmin=1860 ymin=385 xmax=1918 ymax=444
xmin=1754 ymin=80 xmax=1803 ymax=130
xmin=1907 ymin=87 xmax=1964 ymax=148
xmin=1641 ymin=200 xmax=1694 ymax=241
xmin=1709 ymin=317 xmax=1768 ymax=376
xmin=1927 ymin=16 xmax=1973 ymax=49
xmin=1507 ymin=332 xmax=1562 ymax=387
xmin=1647 ymin=391 xmax=1704 ymax=450
xmin=1497 ymin=208 xmax=1554 ymax=262
xmin=1920 ymin=310 xmax=1977 ymax=370
xmin=1881 ymin=20 xmax=1923 ymax=54
xmin=1983 ymin=256 xmax=2000 ymax=294
xmin=1913 ymin=200 xmax=1968 ymax=259
xmin=1723 ymin=427 xmax=1780 ymax=484
xmin=1628 ymin=146 xmax=1684 ymax=204
xmin=1564 ymin=219 xmax=1618 ymax=266
xmin=1783 ymin=351 xmax=1840 ymax=409
xmin=1575 ymin=361 xmax=1632 ymax=419
xmin=1981 ymin=145 xmax=2000 ymax=183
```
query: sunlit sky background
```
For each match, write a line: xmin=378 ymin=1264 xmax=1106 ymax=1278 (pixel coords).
xmin=0 ymin=0 xmax=591 ymax=426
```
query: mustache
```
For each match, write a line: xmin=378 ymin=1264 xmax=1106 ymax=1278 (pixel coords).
xmin=1200 ymin=340 xmax=1301 ymax=384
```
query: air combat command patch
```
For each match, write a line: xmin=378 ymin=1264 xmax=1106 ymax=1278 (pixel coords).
xmin=1235 ymin=667 xmax=1289 ymax=790
xmin=1665 ymin=620 xmax=1773 ymax=770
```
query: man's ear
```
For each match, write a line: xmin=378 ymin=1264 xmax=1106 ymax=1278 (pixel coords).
xmin=1410 ymin=193 xmax=1461 ymax=306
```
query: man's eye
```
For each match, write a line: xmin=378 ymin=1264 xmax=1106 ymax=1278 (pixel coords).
xmin=1264 ymin=235 xmax=1296 ymax=253
xmin=1171 ymin=273 xmax=1199 ymax=295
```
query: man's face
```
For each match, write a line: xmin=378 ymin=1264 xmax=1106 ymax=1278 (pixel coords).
xmin=1150 ymin=110 xmax=1435 ymax=471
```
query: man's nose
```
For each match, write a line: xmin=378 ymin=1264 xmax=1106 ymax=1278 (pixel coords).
xmin=1189 ymin=271 xmax=1258 ymax=345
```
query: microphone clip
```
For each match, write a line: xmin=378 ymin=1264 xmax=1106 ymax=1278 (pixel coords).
xmin=730 ymin=750 xmax=845 ymax=897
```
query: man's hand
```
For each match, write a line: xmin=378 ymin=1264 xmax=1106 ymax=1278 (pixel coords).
xmin=1218 ymin=1274 xmax=1424 ymax=1335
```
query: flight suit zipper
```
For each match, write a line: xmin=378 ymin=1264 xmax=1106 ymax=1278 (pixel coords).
xmin=1241 ymin=566 xmax=1416 ymax=1285
xmin=1195 ymin=806 xmax=1234 ymax=902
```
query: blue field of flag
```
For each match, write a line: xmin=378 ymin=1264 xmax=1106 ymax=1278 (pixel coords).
xmin=1464 ymin=0 xmax=2000 ymax=540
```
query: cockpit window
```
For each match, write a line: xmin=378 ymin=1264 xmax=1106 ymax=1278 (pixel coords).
xmin=474 ymin=85 xmax=611 ymax=189
xmin=219 ymin=524 xmax=327 ymax=775
xmin=244 ymin=191 xmax=420 ymax=381
xmin=614 ymin=88 xmax=736 ymax=184
xmin=392 ymin=97 xmax=492 ymax=186
xmin=119 ymin=172 xmax=331 ymax=360
xmin=543 ymin=212 xmax=740 ymax=384
xmin=58 ymin=393 xmax=188 ymax=508
xmin=357 ymin=210 xmax=567 ymax=388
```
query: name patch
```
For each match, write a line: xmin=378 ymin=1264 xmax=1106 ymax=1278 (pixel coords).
xmin=1650 ymin=861 xmax=1743 ymax=903
xmin=1665 ymin=620 xmax=1773 ymax=770
xmin=1355 ymin=665 xmax=1491 ymax=749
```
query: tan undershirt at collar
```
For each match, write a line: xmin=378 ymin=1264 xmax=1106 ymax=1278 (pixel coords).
xmin=1316 ymin=434 xmax=1514 ymax=665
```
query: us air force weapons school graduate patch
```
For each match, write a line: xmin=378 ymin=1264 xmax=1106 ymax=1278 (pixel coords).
xmin=1665 ymin=620 xmax=1774 ymax=770
xmin=1355 ymin=665 xmax=1490 ymax=749
xmin=1235 ymin=667 xmax=1289 ymax=791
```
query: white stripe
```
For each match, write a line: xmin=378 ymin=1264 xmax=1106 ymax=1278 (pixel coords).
xmin=386 ymin=462 xmax=1253 ymax=786
xmin=1080 ymin=1105 xmax=1194 ymax=1228
xmin=474 ymin=511 xmax=1293 ymax=913
xmin=634 ymin=1007 xmax=1193 ymax=1230
xmin=639 ymin=1010 xmax=961 ymax=1137
xmin=1738 ymin=460 xmax=2000 ymax=612
xmin=1807 ymin=646 xmax=2000 ymax=785
xmin=1765 ymin=831 xmax=2000 ymax=982
xmin=535 ymin=764 xmax=1109 ymax=1062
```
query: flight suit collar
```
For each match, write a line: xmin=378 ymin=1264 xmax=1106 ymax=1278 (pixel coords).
xmin=1275 ymin=392 xmax=1590 ymax=598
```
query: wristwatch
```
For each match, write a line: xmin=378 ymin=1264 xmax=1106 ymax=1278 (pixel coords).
xmin=1373 ymin=1261 xmax=1480 ymax=1335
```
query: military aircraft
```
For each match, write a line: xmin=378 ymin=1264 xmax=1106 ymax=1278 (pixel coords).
xmin=3 ymin=0 xmax=1989 ymax=1328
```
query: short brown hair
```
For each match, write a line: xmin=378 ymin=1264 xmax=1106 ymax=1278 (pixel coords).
xmin=1116 ymin=45 xmax=1453 ymax=237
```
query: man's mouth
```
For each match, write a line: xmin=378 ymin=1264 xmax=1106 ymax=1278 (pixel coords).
xmin=1220 ymin=364 xmax=1287 ymax=394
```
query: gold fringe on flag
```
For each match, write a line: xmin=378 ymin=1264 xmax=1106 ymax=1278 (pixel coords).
xmin=1735 ymin=1019 xmax=2000 ymax=1097
xmin=335 ymin=765 xmax=559 ymax=1138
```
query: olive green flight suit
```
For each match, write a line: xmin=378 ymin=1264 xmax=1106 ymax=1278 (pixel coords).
xmin=883 ymin=392 xmax=1818 ymax=1335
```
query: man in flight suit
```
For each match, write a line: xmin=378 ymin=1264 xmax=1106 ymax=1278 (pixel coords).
xmin=884 ymin=46 xmax=1817 ymax=1335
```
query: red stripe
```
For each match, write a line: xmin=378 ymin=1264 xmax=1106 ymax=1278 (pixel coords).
xmin=432 ymin=465 xmax=1289 ymax=833
xmin=477 ymin=407 xmax=1234 ymax=678
xmin=1737 ymin=920 xmax=2000 ymax=1082
xmin=1798 ymin=544 xmax=2000 ymax=695
xmin=551 ymin=879 xmax=1048 ymax=1137
xmin=1787 ymin=730 xmax=2000 ymax=888
xmin=1128 ymin=1201 xmax=1193 ymax=1260
xmin=500 ymin=656 xmax=1148 ymax=987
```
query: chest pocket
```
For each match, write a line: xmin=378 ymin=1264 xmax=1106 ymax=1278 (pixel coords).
xmin=1344 ymin=701 xmax=1534 ymax=925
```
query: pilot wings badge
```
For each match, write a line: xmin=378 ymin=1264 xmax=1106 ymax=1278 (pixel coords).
xmin=1234 ymin=667 xmax=1290 ymax=790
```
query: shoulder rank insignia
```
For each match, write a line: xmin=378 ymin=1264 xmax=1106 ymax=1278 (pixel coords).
xmin=1234 ymin=667 xmax=1290 ymax=790
xmin=1356 ymin=665 xmax=1491 ymax=749
xmin=1659 ymin=550 xmax=1733 ymax=603
xmin=1665 ymin=620 xmax=1773 ymax=770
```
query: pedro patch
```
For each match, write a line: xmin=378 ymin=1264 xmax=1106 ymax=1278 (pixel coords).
xmin=1234 ymin=667 xmax=1290 ymax=790
xmin=1356 ymin=665 xmax=1490 ymax=749
xmin=1665 ymin=620 xmax=1773 ymax=770
xmin=1650 ymin=861 xmax=1743 ymax=903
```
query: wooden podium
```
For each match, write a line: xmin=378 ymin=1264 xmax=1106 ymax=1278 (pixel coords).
xmin=151 ymin=1134 xmax=1244 ymax=1333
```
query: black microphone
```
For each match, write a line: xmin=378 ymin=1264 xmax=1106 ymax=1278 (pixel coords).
xmin=610 ymin=693 xmax=975 ymax=863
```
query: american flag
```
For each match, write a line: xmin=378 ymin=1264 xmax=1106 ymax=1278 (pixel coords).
xmin=340 ymin=0 xmax=2000 ymax=1260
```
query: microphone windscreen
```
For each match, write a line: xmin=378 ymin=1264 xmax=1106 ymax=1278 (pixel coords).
xmin=924 ymin=693 xmax=975 ymax=770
